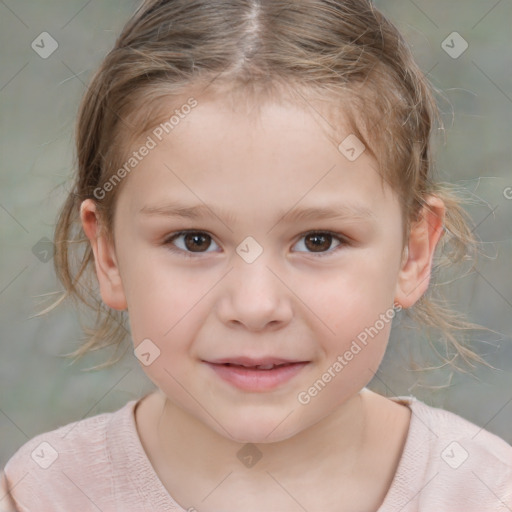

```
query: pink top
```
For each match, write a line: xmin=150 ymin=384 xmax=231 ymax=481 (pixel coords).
xmin=2 ymin=396 xmax=511 ymax=511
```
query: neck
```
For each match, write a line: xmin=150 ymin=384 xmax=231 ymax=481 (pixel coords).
xmin=153 ymin=389 xmax=368 ymax=485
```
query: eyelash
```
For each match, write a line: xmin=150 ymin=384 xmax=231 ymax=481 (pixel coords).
xmin=162 ymin=230 xmax=349 ymax=259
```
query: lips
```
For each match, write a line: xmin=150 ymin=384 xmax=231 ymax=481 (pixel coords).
xmin=206 ymin=357 xmax=308 ymax=370
xmin=203 ymin=357 xmax=310 ymax=391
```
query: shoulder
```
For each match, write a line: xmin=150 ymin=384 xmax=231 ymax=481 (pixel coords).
xmin=2 ymin=400 xmax=138 ymax=511
xmin=380 ymin=396 xmax=512 ymax=511
xmin=0 ymin=471 xmax=17 ymax=512
xmin=407 ymin=397 xmax=512 ymax=468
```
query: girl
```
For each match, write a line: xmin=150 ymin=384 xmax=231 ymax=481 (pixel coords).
xmin=2 ymin=0 xmax=511 ymax=510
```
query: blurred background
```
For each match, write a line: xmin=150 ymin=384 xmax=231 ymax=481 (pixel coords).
xmin=1 ymin=0 xmax=511 ymax=466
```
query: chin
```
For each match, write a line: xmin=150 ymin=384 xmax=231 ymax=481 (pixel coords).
xmin=214 ymin=412 xmax=303 ymax=445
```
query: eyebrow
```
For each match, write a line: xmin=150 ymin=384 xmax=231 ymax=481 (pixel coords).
xmin=139 ymin=200 xmax=375 ymax=227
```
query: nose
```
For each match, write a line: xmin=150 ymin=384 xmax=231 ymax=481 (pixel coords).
xmin=215 ymin=255 xmax=293 ymax=332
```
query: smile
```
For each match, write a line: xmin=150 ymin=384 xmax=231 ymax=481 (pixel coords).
xmin=203 ymin=360 xmax=310 ymax=392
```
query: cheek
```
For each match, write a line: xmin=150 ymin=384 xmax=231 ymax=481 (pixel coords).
xmin=125 ymin=262 xmax=216 ymax=398
xmin=297 ymin=249 xmax=399 ymax=400
xmin=120 ymin=245 xmax=209 ymax=339
xmin=296 ymin=321 xmax=393 ymax=417
xmin=309 ymin=249 xmax=400 ymax=337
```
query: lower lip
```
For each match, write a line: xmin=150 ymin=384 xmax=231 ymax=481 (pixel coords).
xmin=204 ymin=362 xmax=309 ymax=392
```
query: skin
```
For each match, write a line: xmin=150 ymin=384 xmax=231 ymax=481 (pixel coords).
xmin=81 ymin=92 xmax=445 ymax=511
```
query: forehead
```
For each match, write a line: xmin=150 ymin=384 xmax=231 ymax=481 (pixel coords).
xmin=121 ymin=81 xmax=368 ymax=153
xmin=135 ymin=85 xmax=367 ymax=168
xmin=113 ymin=94 xmax=401 ymax=231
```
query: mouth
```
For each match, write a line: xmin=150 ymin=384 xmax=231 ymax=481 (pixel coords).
xmin=202 ymin=357 xmax=310 ymax=392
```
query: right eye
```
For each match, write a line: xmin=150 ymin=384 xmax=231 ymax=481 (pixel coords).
xmin=163 ymin=230 xmax=221 ymax=258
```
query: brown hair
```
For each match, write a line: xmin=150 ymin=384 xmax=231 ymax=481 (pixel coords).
xmin=43 ymin=0 xmax=484 ymax=369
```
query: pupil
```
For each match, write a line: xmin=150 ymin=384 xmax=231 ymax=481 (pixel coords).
xmin=185 ymin=232 xmax=210 ymax=252
xmin=306 ymin=233 xmax=331 ymax=252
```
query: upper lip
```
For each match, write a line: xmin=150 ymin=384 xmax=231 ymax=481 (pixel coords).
xmin=205 ymin=357 xmax=308 ymax=367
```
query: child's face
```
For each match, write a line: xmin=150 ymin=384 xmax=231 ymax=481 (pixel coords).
xmin=88 ymin=95 xmax=417 ymax=442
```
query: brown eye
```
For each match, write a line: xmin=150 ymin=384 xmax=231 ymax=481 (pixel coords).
xmin=165 ymin=231 xmax=219 ymax=256
xmin=304 ymin=233 xmax=333 ymax=252
xmin=293 ymin=231 xmax=344 ymax=256
xmin=182 ymin=232 xmax=211 ymax=252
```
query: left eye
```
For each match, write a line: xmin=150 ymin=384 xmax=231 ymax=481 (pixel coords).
xmin=292 ymin=231 xmax=344 ymax=255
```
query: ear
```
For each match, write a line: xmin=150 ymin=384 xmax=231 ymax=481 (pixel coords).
xmin=80 ymin=199 xmax=127 ymax=311
xmin=394 ymin=196 xmax=445 ymax=308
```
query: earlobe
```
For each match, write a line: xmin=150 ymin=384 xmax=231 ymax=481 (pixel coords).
xmin=80 ymin=199 xmax=127 ymax=311
xmin=394 ymin=196 xmax=445 ymax=309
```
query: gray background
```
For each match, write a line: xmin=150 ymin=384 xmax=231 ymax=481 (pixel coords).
xmin=1 ymin=0 xmax=511 ymax=467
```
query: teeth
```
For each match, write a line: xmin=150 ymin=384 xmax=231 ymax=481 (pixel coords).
xmin=223 ymin=362 xmax=292 ymax=369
